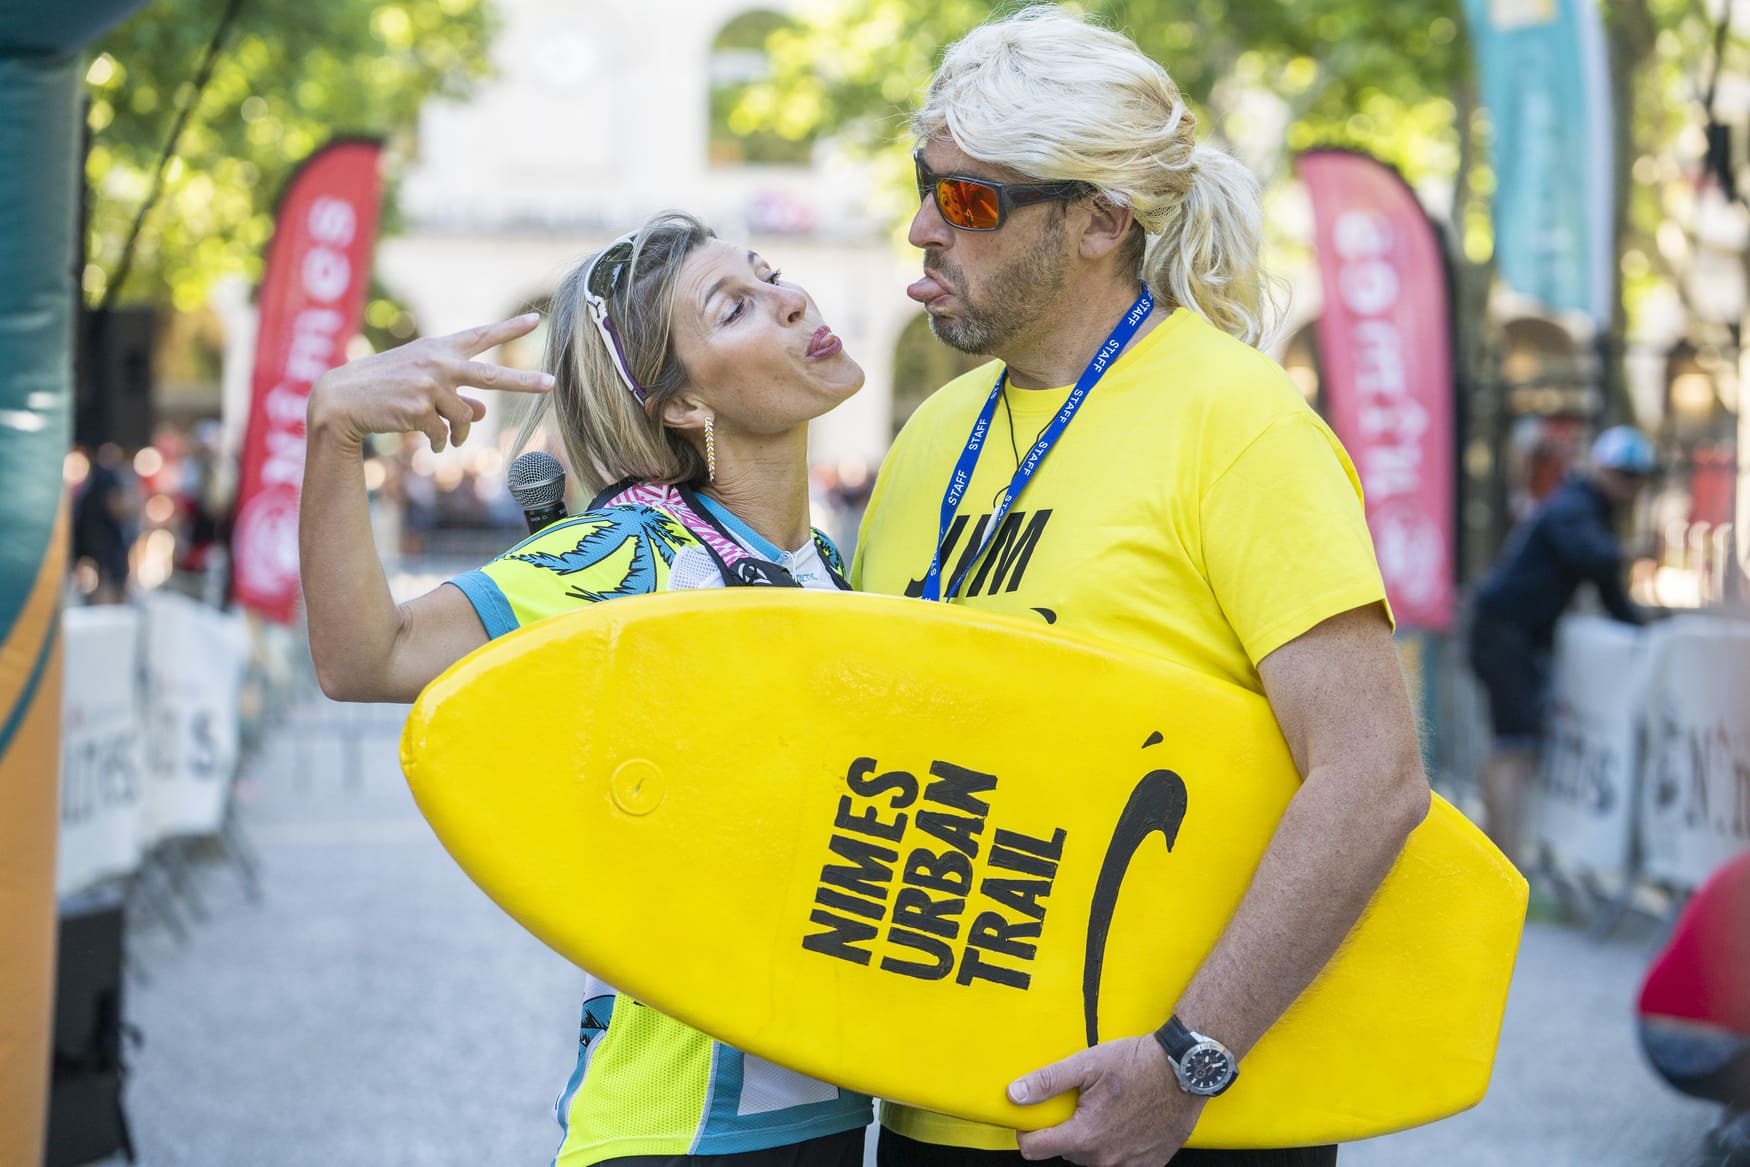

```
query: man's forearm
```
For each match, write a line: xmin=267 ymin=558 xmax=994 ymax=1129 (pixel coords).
xmin=1170 ymin=746 xmax=1428 ymax=1059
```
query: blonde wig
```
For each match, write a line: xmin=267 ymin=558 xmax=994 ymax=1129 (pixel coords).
xmin=916 ymin=6 xmax=1278 ymax=345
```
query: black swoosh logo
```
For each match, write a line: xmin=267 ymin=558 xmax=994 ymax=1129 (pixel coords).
xmin=1081 ymin=765 xmax=1188 ymax=1046
xmin=1032 ymin=607 xmax=1057 ymax=624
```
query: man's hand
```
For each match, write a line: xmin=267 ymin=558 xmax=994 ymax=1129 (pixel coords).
xmin=1009 ymin=1035 xmax=1205 ymax=1167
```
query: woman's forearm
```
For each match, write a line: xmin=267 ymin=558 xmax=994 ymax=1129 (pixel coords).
xmin=299 ymin=415 xmax=404 ymax=700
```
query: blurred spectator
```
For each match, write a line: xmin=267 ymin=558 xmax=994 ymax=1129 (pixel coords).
xmin=1466 ymin=425 xmax=1657 ymax=869
xmin=807 ymin=457 xmax=874 ymax=562
xmin=385 ymin=440 xmax=528 ymax=561
xmin=400 ymin=444 xmax=437 ymax=557
xmin=1506 ymin=415 xmax=1586 ymax=521
xmin=71 ymin=442 xmax=138 ymax=603
xmin=168 ymin=420 xmax=231 ymax=602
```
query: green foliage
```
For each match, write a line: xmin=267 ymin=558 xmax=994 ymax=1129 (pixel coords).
xmin=83 ymin=0 xmax=496 ymax=312
xmin=709 ymin=9 xmax=815 ymax=166
xmin=747 ymin=0 xmax=1734 ymax=349
xmin=747 ymin=0 xmax=1471 ymax=188
xmin=1605 ymin=0 xmax=1748 ymax=329
xmin=751 ymin=0 xmax=1477 ymax=416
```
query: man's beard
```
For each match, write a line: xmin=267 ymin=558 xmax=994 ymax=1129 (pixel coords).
xmin=927 ymin=216 xmax=1068 ymax=356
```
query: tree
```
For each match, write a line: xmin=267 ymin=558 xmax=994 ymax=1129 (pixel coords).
xmin=82 ymin=0 xmax=497 ymax=315
xmin=741 ymin=0 xmax=1479 ymax=422
xmin=1605 ymin=1 xmax=1748 ymax=337
xmin=747 ymin=1 xmax=1742 ymax=403
xmin=743 ymin=0 xmax=1472 ymax=208
xmin=709 ymin=9 xmax=816 ymax=166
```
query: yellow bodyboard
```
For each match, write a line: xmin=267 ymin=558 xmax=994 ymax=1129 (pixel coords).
xmin=401 ymin=590 xmax=1525 ymax=1148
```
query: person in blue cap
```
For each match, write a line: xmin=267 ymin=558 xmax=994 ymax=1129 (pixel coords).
xmin=1467 ymin=424 xmax=1657 ymax=868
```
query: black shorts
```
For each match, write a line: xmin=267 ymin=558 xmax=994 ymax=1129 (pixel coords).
xmin=601 ymin=1128 xmax=866 ymax=1167
xmin=1466 ymin=612 xmax=1549 ymax=746
xmin=876 ymin=1128 xmax=1336 ymax=1167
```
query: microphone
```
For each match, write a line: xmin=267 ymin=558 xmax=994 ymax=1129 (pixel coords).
xmin=508 ymin=450 xmax=568 ymax=534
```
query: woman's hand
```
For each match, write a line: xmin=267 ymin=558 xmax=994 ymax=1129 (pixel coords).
xmin=307 ymin=313 xmax=555 ymax=452
xmin=301 ymin=312 xmax=551 ymax=702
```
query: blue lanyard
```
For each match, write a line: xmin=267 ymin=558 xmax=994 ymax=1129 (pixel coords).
xmin=919 ymin=287 xmax=1154 ymax=602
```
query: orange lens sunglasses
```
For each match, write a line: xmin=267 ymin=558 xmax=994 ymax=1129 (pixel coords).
xmin=914 ymin=151 xmax=1094 ymax=231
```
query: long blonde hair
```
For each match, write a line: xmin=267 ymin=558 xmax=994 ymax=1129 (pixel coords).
xmin=513 ymin=211 xmax=714 ymax=494
xmin=915 ymin=7 xmax=1277 ymax=345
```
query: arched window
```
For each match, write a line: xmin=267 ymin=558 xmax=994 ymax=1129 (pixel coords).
xmin=1500 ymin=317 xmax=1588 ymax=418
xmin=890 ymin=313 xmax=989 ymax=436
xmin=708 ymin=10 xmax=813 ymax=167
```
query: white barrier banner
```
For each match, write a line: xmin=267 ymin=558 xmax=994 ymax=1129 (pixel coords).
xmin=59 ymin=605 xmax=146 ymax=898
xmin=1639 ymin=616 xmax=1750 ymax=888
xmin=141 ymin=592 xmax=249 ymax=842
xmin=1536 ymin=615 xmax=1647 ymax=874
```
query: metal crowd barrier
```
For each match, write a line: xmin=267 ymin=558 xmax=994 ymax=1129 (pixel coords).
xmin=1520 ymin=613 xmax=1750 ymax=936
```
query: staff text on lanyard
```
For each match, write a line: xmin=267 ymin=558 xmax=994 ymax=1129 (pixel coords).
xmin=919 ymin=287 xmax=1154 ymax=602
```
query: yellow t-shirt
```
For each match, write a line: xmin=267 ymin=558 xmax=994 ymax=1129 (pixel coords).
xmin=852 ymin=307 xmax=1389 ymax=1149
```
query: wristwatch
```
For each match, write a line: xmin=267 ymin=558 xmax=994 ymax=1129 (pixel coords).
xmin=1153 ymin=1015 xmax=1240 ymax=1097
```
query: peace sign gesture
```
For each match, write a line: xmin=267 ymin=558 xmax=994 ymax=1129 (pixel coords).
xmin=307 ymin=312 xmax=554 ymax=453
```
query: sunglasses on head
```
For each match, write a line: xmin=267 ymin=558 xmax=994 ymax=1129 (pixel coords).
xmin=581 ymin=232 xmax=647 ymax=405
xmin=914 ymin=151 xmax=1094 ymax=231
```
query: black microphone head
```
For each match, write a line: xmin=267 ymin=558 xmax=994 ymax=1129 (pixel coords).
xmin=508 ymin=450 xmax=566 ymax=510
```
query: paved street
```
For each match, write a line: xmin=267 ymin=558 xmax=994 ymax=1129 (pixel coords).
xmin=90 ymin=698 xmax=1726 ymax=1167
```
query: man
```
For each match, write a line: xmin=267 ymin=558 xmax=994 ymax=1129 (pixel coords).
xmin=852 ymin=10 xmax=1429 ymax=1167
xmin=1468 ymin=424 xmax=1654 ymax=869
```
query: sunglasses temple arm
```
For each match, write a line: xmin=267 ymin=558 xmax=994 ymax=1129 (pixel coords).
xmin=600 ymin=315 xmax=647 ymax=405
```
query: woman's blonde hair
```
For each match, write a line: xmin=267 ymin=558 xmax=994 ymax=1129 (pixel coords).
xmin=915 ymin=6 xmax=1278 ymax=345
xmin=513 ymin=211 xmax=715 ymax=495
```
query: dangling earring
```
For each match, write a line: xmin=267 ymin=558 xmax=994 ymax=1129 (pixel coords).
xmin=704 ymin=415 xmax=717 ymax=485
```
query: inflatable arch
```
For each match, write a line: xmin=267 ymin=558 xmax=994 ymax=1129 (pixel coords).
xmin=0 ymin=4 xmax=147 ymax=1162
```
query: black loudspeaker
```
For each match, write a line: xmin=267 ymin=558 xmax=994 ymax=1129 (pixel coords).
xmin=44 ymin=888 xmax=133 ymax=1167
xmin=75 ymin=306 xmax=156 ymax=452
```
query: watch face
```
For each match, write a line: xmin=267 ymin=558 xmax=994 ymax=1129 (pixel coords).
xmin=1179 ymin=1043 xmax=1235 ymax=1095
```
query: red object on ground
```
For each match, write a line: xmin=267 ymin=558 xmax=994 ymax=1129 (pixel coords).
xmin=1639 ymin=850 xmax=1750 ymax=1037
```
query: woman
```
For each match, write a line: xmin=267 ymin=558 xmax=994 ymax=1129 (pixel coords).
xmin=300 ymin=212 xmax=871 ymax=1167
